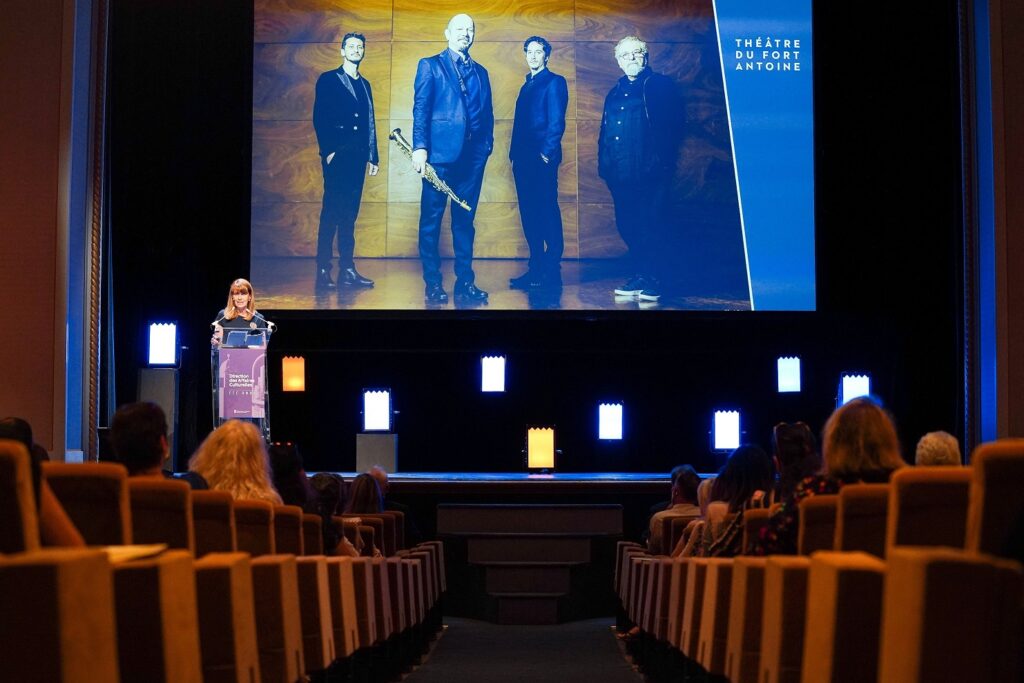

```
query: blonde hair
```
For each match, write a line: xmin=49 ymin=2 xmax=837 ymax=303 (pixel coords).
xmin=915 ymin=431 xmax=962 ymax=466
xmin=189 ymin=420 xmax=282 ymax=504
xmin=223 ymin=278 xmax=255 ymax=321
xmin=822 ymin=398 xmax=906 ymax=478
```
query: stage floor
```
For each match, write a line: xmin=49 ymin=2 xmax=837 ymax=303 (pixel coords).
xmin=326 ymin=471 xmax=671 ymax=483
xmin=255 ymin=257 xmax=751 ymax=311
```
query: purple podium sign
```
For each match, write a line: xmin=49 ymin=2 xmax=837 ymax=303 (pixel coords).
xmin=217 ymin=347 xmax=267 ymax=419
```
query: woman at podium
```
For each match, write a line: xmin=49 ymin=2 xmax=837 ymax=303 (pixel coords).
xmin=211 ymin=278 xmax=269 ymax=346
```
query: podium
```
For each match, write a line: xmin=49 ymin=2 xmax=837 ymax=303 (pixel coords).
xmin=211 ymin=329 xmax=271 ymax=440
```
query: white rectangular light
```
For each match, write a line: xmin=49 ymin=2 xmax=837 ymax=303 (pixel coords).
xmin=598 ymin=403 xmax=623 ymax=440
xmin=481 ymin=355 xmax=506 ymax=392
xmin=363 ymin=389 xmax=392 ymax=431
xmin=148 ymin=322 xmax=178 ymax=365
xmin=840 ymin=374 xmax=871 ymax=405
xmin=777 ymin=356 xmax=801 ymax=393
xmin=713 ymin=410 xmax=741 ymax=451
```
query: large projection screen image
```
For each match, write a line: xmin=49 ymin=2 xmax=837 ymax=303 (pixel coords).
xmin=251 ymin=0 xmax=813 ymax=311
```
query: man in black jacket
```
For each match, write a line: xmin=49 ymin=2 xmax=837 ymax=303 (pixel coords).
xmin=598 ymin=36 xmax=683 ymax=303
xmin=312 ymin=32 xmax=379 ymax=289
xmin=509 ymin=36 xmax=569 ymax=290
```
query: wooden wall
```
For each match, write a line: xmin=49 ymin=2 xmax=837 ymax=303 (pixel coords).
xmin=251 ymin=0 xmax=735 ymax=260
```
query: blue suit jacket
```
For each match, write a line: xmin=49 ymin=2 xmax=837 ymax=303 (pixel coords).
xmin=412 ymin=51 xmax=494 ymax=164
xmin=509 ymin=68 xmax=569 ymax=164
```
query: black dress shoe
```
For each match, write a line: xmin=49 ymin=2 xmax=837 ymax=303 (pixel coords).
xmin=340 ymin=267 xmax=374 ymax=287
xmin=316 ymin=267 xmax=336 ymax=288
xmin=509 ymin=271 xmax=542 ymax=290
xmin=424 ymin=283 xmax=448 ymax=303
xmin=454 ymin=282 xmax=489 ymax=301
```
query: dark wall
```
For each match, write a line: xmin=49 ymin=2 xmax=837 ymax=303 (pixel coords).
xmin=108 ymin=0 xmax=964 ymax=472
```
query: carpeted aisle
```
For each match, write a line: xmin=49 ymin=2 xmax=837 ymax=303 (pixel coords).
xmin=405 ymin=617 xmax=643 ymax=683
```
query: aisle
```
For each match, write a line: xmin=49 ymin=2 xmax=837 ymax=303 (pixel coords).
xmin=406 ymin=617 xmax=643 ymax=683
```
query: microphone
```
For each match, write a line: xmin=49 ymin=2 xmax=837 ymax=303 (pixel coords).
xmin=210 ymin=316 xmax=225 ymax=330
xmin=265 ymin=320 xmax=277 ymax=332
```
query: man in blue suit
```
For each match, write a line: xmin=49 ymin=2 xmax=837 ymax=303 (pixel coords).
xmin=509 ymin=36 xmax=569 ymax=290
xmin=411 ymin=13 xmax=494 ymax=304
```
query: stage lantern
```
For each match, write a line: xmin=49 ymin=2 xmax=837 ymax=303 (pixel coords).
xmin=282 ymin=356 xmax=305 ymax=392
xmin=598 ymin=403 xmax=624 ymax=440
xmin=481 ymin=355 xmax=506 ymax=392
xmin=839 ymin=373 xmax=871 ymax=405
xmin=147 ymin=322 xmax=178 ymax=366
xmin=712 ymin=410 xmax=741 ymax=451
xmin=527 ymin=427 xmax=555 ymax=470
xmin=777 ymin=356 xmax=801 ymax=393
xmin=363 ymin=389 xmax=392 ymax=432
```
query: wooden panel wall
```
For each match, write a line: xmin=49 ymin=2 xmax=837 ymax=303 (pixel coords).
xmin=251 ymin=0 xmax=730 ymax=260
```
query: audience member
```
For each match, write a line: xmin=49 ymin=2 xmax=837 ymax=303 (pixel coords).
xmin=188 ymin=420 xmax=282 ymax=504
xmin=345 ymin=473 xmax=384 ymax=514
xmin=772 ymin=421 xmax=821 ymax=500
xmin=308 ymin=472 xmax=359 ymax=557
xmin=754 ymin=397 xmax=907 ymax=555
xmin=647 ymin=464 xmax=702 ymax=554
xmin=0 ymin=416 xmax=85 ymax=547
xmin=915 ymin=430 xmax=962 ymax=466
xmin=109 ymin=402 xmax=207 ymax=489
xmin=268 ymin=441 xmax=314 ymax=507
xmin=693 ymin=444 xmax=774 ymax=557
xmin=369 ymin=465 xmax=423 ymax=546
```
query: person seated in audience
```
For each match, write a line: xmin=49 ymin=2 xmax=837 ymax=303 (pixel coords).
xmin=343 ymin=473 xmax=385 ymax=555
xmin=647 ymin=464 xmax=702 ymax=554
xmin=0 ymin=416 xmax=85 ymax=547
xmin=915 ymin=430 xmax=962 ymax=466
xmin=188 ymin=420 xmax=282 ymax=504
xmin=109 ymin=402 xmax=208 ymax=489
xmin=641 ymin=463 xmax=691 ymax=544
xmin=268 ymin=441 xmax=314 ymax=507
xmin=754 ymin=396 xmax=907 ymax=555
xmin=772 ymin=421 xmax=821 ymax=501
xmin=681 ymin=444 xmax=774 ymax=557
xmin=308 ymin=472 xmax=360 ymax=557
xmin=369 ymin=465 xmax=423 ymax=545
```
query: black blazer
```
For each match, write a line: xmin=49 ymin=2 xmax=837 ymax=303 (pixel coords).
xmin=509 ymin=68 xmax=569 ymax=165
xmin=312 ymin=68 xmax=379 ymax=165
xmin=412 ymin=50 xmax=494 ymax=163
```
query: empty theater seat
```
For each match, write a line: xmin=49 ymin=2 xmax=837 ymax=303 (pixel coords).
xmin=235 ymin=499 xmax=275 ymax=556
xmin=797 ymin=494 xmax=838 ymax=555
xmin=43 ymin=462 xmax=132 ymax=545
xmin=887 ymin=467 xmax=971 ymax=551
xmin=965 ymin=439 xmax=1024 ymax=562
xmin=834 ymin=483 xmax=889 ymax=557
xmin=192 ymin=490 xmax=236 ymax=556
xmin=128 ymin=477 xmax=194 ymax=552
xmin=0 ymin=440 xmax=40 ymax=553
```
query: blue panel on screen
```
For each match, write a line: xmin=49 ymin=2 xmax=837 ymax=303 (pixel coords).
xmin=715 ymin=0 xmax=815 ymax=310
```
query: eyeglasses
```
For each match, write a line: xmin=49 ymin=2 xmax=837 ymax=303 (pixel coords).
xmin=616 ymin=49 xmax=646 ymax=60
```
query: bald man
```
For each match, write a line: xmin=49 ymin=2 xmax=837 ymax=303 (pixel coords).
xmin=411 ymin=14 xmax=494 ymax=305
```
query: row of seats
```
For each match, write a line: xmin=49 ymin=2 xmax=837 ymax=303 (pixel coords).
xmin=0 ymin=447 xmax=446 ymax=683
xmin=617 ymin=440 xmax=1024 ymax=682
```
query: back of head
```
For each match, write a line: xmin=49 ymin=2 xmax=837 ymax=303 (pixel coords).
xmin=0 ymin=417 xmax=34 ymax=452
xmin=268 ymin=442 xmax=309 ymax=507
xmin=345 ymin=473 xmax=383 ymax=514
xmin=822 ymin=397 xmax=907 ymax=479
xmin=110 ymin=402 xmax=167 ymax=474
xmin=710 ymin=444 xmax=774 ymax=512
xmin=772 ymin=421 xmax=821 ymax=497
xmin=189 ymin=420 xmax=282 ymax=504
xmin=915 ymin=431 xmax=962 ymax=466
xmin=310 ymin=472 xmax=344 ymax=516
xmin=671 ymin=464 xmax=702 ymax=503
xmin=369 ymin=465 xmax=389 ymax=497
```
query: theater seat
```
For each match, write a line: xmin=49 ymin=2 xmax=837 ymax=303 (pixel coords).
xmin=250 ymin=554 xmax=305 ymax=682
xmin=326 ymin=557 xmax=360 ymax=658
xmin=834 ymin=484 xmax=889 ymax=557
xmin=965 ymin=439 xmax=1024 ymax=563
xmin=797 ymin=494 xmax=837 ymax=555
xmin=235 ymin=499 xmax=275 ymax=556
xmin=128 ymin=478 xmax=194 ymax=552
xmin=295 ymin=556 xmax=335 ymax=674
xmin=0 ymin=549 xmax=120 ymax=682
xmin=193 ymin=552 xmax=261 ymax=683
xmin=273 ymin=504 xmax=304 ymax=555
xmin=878 ymin=547 xmax=1023 ymax=682
xmin=886 ymin=467 xmax=971 ymax=552
xmin=800 ymin=551 xmax=885 ymax=683
xmin=725 ymin=557 xmax=767 ymax=683
xmin=0 ymin=439 xmax=39 ymax=553
xmin=192 ymin=490 xmax=236 ymax=556
xmin=697 ymin=558 xmax=734 ymax=676
xmin=742 ymin=507 xmax=772 ymax=555
xmin=302 ymin=514 xmax=323 ymax=556
xmin=759 ymin=556 xmax=811 ymax=683
xmin=43 ymin=461 xmax=132 ymax=545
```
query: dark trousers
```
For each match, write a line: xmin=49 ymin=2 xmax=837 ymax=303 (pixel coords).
xmin=316 ymin=151 xmax=367 ymax=269
xmin=607 ymin=176 xmax=670 ymax=280
xmin=512 ymin=156 xmax=563 ymax=274
xmin=418 ymin=138 xmax=489 ymax=286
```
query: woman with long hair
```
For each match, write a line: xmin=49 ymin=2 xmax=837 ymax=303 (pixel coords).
xmin=754 ymin=397 xmax=906 ymax=555
xmin=344 ymin=473 xmax=384 ymax=514
xmin=211 ymin=278 xmax=270 ymax=346
xmin=772 ymin=421 xmax=821 ymax=501
xmin=189 ymin=420 xmax=282 ymax=504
